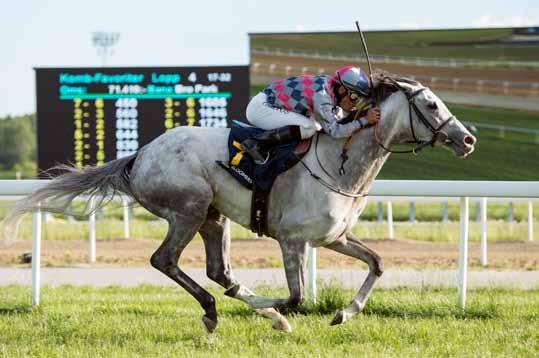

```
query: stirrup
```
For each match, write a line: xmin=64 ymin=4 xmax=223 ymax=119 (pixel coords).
xmin=254 ymin=151 xmax=270 ymax=165
xmin=242 ymin=138 xmax=270 ymax=165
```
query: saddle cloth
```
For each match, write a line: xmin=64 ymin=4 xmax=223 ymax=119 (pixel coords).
xmin=217 ymin=123 xmax=311 ymax=236
xmin=217 ymin=123 xmax=309 ymax=192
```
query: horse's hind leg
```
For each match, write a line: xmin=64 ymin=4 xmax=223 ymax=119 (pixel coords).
xmin=198 ymin=207 xmax=236 ymax=289
xmin=150 ymin=207 xmax=219 ymax=333
xmin=325 ymin=233 xmax=384 ymax=325
xmin=225 ymin=238 xmax=308 ymax=312
xmin=198 ymin=207 xmax=291 ymax=332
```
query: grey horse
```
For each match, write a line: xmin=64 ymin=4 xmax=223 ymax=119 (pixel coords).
xmin=6 ymin=77 xmax=476 ymax=333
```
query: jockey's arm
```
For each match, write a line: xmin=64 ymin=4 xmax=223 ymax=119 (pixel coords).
xmin=313 ymin=94 xmax=366 ymax=138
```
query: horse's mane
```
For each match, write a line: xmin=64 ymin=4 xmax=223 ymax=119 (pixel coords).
xmin=338 ymin=69 xmax=420 ymax=124
xmin=370 ymin=69 xmax=420 ymax=104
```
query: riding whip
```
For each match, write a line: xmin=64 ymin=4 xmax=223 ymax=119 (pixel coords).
xmin=355 ymin=21 xmax=373 ymax=85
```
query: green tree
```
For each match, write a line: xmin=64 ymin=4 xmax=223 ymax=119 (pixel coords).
xmin=0 ymin=115 xmax=36 ymax=169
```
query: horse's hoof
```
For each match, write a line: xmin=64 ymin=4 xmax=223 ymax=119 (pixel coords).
xmin=330 ymin=310 xmax=346 ymax=326
xmin=202 ymin=315 xmax=218 ymax=333
xmin=272 ymin=316 xmax=292 ymax=333
xmin=224 ymin=284 xmax=240 ymax=298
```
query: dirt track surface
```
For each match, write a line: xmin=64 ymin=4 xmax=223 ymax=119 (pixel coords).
xmin=252 ymin=54 xmax=539 ymax=82
xmin=1 ymin=238 xmax=537 ymax=271
xmin=251 ymin=54 xmax=539 ymax=96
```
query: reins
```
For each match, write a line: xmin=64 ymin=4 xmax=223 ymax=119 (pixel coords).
xmin=354 ymin=80 xmax=455 ymax=157
xmin=298 ymin=79 xmax=455 ymax=198
xmin=294 ymin=133 xmax=368 ymax=198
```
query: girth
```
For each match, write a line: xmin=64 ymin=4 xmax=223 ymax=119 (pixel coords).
xmin=249 ymin=138 xmax=312 ymax=237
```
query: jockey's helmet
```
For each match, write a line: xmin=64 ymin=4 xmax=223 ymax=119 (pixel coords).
xmin=335 ymin=66 xmax=371 ymax=97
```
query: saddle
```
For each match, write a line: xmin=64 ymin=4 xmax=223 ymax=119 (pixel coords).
xmin=217 ymin=122 xmax=311 ymax=236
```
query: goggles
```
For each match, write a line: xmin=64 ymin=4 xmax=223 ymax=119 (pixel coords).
xmin=348 ymin=91 xmax=361 ymax=102
xmin=348 ymin=92 xmax=367 ymax=109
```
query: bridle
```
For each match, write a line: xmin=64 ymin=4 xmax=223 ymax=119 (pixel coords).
xmin=295 ymin=81 xmax=455 ymax=198
xmin=374 ymin=83 xmax=455 ymax=155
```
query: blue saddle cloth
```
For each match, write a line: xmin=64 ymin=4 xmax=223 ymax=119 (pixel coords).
xmin=217 ymin=123 xmax=301 ymax=192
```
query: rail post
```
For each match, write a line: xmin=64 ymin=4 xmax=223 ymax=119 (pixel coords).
xmin=409 ymin=202 xmax=416 ymax=223
xmin=457 ymin=197 xmax=469 ymax=310
xmin=88 ymin=197 xmax=96 ymax=263
xmin=441 ymin=202 xmax=449 ymax=222
xmin=480 ymin=198 xmax=488 ymax=266
xmin=508 ymin=202 xmax=514 ymax=222
xmin=307 ymin=245 xmax=317 ymax=303
xmin=31 ymin=202 xmax=42 ymax=306
xmin=387 ymin=201 xmax=394 ymax=239
xmin=529 ymin=201 xmax=534 ymax=241
xmin=122 ymin=196 xmax=130 ymax=239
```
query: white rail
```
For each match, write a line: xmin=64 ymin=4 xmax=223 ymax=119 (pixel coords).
xmin=251 ymin=61 xmax=539 ymax=97
xmin=1 ymin=180 xmax=538 ymax=310
xmin=252 ymin=47 xmax=539 ymax=69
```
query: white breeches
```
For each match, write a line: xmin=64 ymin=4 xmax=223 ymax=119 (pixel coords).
xmin=245 ymin=93 xmax=321 ymax=139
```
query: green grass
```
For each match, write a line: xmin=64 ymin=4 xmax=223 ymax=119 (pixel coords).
xmin=0 ymin=285 xmax=537 ymax=357
xmin=379 ymin=104 xmax=539 ymax=180
xmin=2 ymin=200 xmax=536 ymax=243
xmin=250 ymin=28 xmax=539 ymax=61
xmin=251 ymin=83 xmax=539 ymax=180
xmin=452 ymin=104 xmax=539 ymax=130
xmin=0 ymin=168 xmax=36 ymax=180
xmin=3 ymin=103 xmax=539 ymax=182
xmin=3 ymin=217 xmax=536 ymax=243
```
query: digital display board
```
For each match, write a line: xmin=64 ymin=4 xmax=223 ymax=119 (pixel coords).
xmin=35 ymin=66 xmax=249 ymax=173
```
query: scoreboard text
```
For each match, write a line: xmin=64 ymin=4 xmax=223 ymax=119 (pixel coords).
xmin=35 ymin=66 xmax=249 ymax=172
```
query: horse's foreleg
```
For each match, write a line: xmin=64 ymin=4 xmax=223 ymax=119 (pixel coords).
xmin=228 ymin=238 xmax=308 ymax=312
xmin=199 ymin=208 xmax=291 ymax=332
xmin=325 ymin=233 xmax=384 ymax=325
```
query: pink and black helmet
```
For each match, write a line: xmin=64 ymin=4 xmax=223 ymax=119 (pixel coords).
xmin=335 ymin=66 xmax=371 ymax=97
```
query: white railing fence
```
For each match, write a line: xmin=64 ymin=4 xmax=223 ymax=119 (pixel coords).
xmin=251 ymin=47 xmax=539 ymax=69
xmin=251 ymin=61 xmax=539 ymax=97
xmin=306 ymin=180 xmax=539 ymax=309
xmin=1 ymin=180 xmax=538 ymax=310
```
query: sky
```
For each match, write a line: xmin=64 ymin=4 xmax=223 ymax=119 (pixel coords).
xmin=1 ymin=0 xmax=538 ymax=117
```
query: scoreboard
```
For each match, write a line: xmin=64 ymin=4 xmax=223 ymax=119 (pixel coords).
xmin=35 ymin=66 xmax=249 ymax=172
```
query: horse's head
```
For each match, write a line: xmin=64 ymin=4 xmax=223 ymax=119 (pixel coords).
xmin=379 ymin=78 xmax=476 ymax=158
xmin=374 ymin=72 xmax=476 ymax=157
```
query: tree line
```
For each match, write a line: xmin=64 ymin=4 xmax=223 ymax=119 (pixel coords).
xmin=0 ymin=114 xmax=36 ymax=178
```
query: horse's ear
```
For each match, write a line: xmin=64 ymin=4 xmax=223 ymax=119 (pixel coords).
xmin=395 ymin=80 xmax=416 ymax=93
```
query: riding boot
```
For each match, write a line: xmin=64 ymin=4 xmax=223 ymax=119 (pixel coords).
xmin=241 ymin=125 xmax=302 ymax=164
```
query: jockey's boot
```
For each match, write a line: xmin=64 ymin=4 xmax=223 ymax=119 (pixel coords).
xmin=241 ymin=125 xmax=302 ymax=164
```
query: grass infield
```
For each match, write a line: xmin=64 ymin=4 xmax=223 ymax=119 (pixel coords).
xmin=0 ymin=285 xmax=537 ymax=357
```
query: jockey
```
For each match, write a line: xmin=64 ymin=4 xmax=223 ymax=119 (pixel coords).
xmin=242 ymin=65 xmax=381 ymax=163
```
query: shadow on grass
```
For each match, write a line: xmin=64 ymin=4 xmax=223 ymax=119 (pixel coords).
xmin=0 ymin=304 xmax=33 ymax=315
xmin=362 ymin=304 xmax=499 ymax=320
xmin=222 ymin=285 xmax=500 ymax=321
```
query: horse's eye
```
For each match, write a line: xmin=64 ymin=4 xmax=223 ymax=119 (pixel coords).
xmin=427 ymin=102 xmax=438 ymax=111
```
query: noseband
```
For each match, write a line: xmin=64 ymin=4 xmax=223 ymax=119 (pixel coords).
xmin=375 ymin=85 xmax=455 ymax=154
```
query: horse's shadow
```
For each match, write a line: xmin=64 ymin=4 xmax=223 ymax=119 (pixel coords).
xmin=361 ymin=305 xmax=499 ymax=320
xmin=0 ymin=304 xmax=33 ymax=315
xmin=222 ymin=302 xmax=499 ymax=321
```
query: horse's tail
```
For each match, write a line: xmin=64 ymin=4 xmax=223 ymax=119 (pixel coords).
xmin=2 ymin=154 xmax=137 ymax=245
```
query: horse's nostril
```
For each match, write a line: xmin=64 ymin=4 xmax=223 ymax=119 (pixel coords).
xmin=464 ymin=136 xmax=475 ymax=145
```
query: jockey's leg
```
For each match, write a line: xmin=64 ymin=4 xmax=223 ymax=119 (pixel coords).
xmin=243 ymin=93 xmax=317 ymax=162
xmin=241 ymin=125 xmax=302 ymax=163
